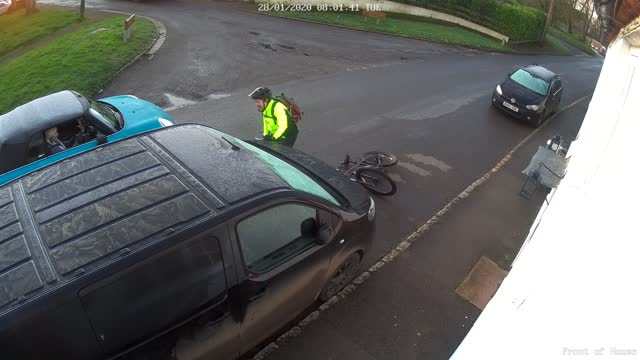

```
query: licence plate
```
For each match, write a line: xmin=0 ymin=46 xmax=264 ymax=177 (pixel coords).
xmin=503 ymin=101 xmax=519 ymax=112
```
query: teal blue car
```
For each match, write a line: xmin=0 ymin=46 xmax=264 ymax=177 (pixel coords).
xmin=0 ymin=90 xmax=175 ymax=186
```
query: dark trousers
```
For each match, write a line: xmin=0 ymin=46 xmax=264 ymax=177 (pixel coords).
xmin=278 ymin=131 xmax=298 ymax=147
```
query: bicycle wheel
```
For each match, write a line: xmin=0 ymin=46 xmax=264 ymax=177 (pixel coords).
xmin=360 ymin=151 xmax=398 ymax=167
xmin=355 ymin=168 xmax=397 ymax=196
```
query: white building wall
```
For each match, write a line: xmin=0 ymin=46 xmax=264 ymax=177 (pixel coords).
xmin=451 ymin=22 xmax=640 ymax=360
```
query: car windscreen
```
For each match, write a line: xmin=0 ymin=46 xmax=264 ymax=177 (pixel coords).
xmin=207 ymin=129 xmax=340 ymax=206
xmin=88 ymin=99 xmax=123 ymax=132
xmin=510 ymin=69 xmax=550 ymax=96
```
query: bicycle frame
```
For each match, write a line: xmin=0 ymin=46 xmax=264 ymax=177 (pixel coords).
xmin=337 ymin=153 xmax=385 ymax=174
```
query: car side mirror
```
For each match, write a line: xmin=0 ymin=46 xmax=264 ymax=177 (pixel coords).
xmin=315 ymin=224 xmax=334 ymax=245
xmin=96 ymin=134 xmax=108 ymax=145
xmin=301 ymin=218 xmax=318 ymax=237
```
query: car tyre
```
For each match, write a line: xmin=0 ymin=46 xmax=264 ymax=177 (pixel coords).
xmin=319 ymin=252 xmax=361 ymax=302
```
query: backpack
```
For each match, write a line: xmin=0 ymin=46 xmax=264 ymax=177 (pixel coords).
xmin=274 ymin=93 xmax=303 ymax=123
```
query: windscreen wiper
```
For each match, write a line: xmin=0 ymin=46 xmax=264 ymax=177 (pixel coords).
xmin=221 ymin=137 xmax=240 ymax=151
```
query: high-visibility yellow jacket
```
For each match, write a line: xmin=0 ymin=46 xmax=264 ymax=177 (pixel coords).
xmin=262 ymin=99 xmax=298 ymax=139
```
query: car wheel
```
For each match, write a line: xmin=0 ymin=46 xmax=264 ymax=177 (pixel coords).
xmin=319 ymin=252 xmax=361 ymax=302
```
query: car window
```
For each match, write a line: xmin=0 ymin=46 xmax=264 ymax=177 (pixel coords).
xmin=237 ymin=203 xmax=318 ymax=273
xmin=510 ymin=69 xmax=550 ymax=96
xmin=25 ymin=132 xmax=46 ymax=164
xmin=87 ymin=98 xmax=121 ymax=133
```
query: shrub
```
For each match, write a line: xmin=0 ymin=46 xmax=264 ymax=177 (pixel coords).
xmin=409 ymin=0 xmax=546 ymax=41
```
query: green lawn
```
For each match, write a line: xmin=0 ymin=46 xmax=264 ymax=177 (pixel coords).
xmin=271 ymin=11 xmax=511 ymax=52
xmin=0 ymin=16 xmax=157 ymax=114
xmin=512 ymin=34 xmax=572 ymax=56
xmin=543 ymin=34 xmax=573 ymax=55
xmin=549 ymin=27 xmax=595 ymax=56
xmin=0 ymin=9 xmax=81 ymax=58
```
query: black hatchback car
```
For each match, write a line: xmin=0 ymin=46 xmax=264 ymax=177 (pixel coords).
xmin=0 ymin=124 xmax=375 ymax=359
xmin=492 ymin=65 xmax=563 ymax=127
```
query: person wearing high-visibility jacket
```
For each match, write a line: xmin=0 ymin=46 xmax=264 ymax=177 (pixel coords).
xmin=249 ymin=87 xmax=299 ymax=147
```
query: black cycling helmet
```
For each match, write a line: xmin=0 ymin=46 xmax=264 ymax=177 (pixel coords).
xmin=248 ymin=87 xmax=272 ymax=100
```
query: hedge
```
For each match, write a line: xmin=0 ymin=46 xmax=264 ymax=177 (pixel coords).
xmin=406 ymin=0 xmax=546 ymax=41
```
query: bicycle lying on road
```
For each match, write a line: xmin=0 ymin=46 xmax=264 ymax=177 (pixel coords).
xmin=336 ymin=151 xmax=398 ymax=196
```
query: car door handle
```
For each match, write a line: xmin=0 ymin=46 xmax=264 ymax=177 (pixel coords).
xmin=206 ymin=312 xmax=230 ymax=328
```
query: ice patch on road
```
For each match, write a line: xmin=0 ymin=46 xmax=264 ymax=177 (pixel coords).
xmin=163 ymin=92 xmax=230 ymax=111
xmin=385 ymin=83 xmax=488 ymax=121
xmin=419 ymin=96 xmax=480 ymax=119
xmin=208 ymin=93 xmax=231 ymax=100
xmin=164 ymin=93 xmax=196 ymax=110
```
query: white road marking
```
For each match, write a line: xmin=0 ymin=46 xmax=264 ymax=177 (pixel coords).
xmin=406 ymin=154 xmax=453 ymax=173
xmin=397 ymin=161 xmax=432 ymax=177
xmin=387 ymin=172 xmax=407 ymax=184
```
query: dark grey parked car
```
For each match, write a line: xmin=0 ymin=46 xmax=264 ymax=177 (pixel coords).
xmin=0 ymin=124 xmax=375 ymax=359
xmin=492 ymin=64 xmax=563 ymax=127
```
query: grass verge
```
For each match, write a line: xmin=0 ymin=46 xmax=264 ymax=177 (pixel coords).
xmin=0 ymin=16 xmax=157 ymax=114
xmin=511 ymin=34 xmax=572 ymax=56
xmin=548 ymin=27 xmax=595 ymax=56
xmin=270 ymin=10 xmax=511 ymax=52
xmin=0 ymin=9 xmax=81 ymax=58
xmin=543 ymin=34 xmax=573 ymax=55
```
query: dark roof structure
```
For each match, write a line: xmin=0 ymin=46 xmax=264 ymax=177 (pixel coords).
xmin=595 ymin=0 xmax=640 ymax=45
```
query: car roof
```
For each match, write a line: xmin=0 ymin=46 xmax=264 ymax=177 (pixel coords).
xmin=521 ymin=65 xmax=558 ymax=82
xmin=0 ymin=90 xmax=88 ymax=145
xmin=0 ymin=124 xmax=291 ymax=315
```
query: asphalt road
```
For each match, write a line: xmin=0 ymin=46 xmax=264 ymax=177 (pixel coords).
xmin=36 ymin=0 xmax=604 ymax=356
xmin=45 ymin=0 xmax=602 ymax=298
xmin=164 ymin=53 xmax=601 ymax=264
xmin=43 ymin=0 xmax=482 ymax=106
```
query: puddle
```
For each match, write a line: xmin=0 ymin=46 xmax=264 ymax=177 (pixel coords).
xmin=397 ymin=162 xmax=432 ymax=177
xmin=406 ymin=154 xmax=452 ymax=173
xmin=163 ymin=92 xmax=231 ymax=111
